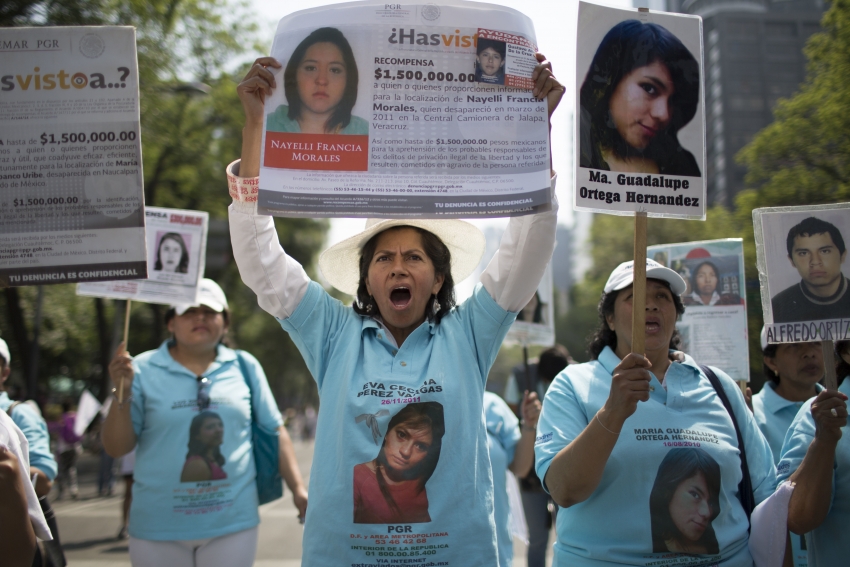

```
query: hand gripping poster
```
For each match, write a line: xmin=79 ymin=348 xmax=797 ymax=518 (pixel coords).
xmin=0 ymin=27 xmax=147 ymax=286
xmin=77 ymin=207 xmax=208 ymax=305
xmin=259 ymin=0 xmax=552 ymax=218
xmin=754 ymin=203 xmax=850 ymax=344
xmin=648 ymin=239 xmax=749 ymax=380
xmin=574 ymin=2 xmax=706 ymax=220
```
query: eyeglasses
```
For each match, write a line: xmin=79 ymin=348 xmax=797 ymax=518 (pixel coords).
xmin=197 ymin=376 xmax=211 ymax=410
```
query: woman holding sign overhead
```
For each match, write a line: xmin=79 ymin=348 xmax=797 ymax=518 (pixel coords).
xmin=535 ymin=259 xmax=779 ymax=565
xmin=228 ymin=52 xmax=562 ymax=564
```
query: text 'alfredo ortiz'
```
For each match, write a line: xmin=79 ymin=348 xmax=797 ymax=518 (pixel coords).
xmin=578 ymin=170 xmax=700 ymax=209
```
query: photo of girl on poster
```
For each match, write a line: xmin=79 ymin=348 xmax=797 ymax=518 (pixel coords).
xmin=180 ymin=411 xmax=227 ymax=482
xmin=353 ymin=402 xmax=444 ymax=524
xmin=650 ymin=448 xmax=721 ymax=554
xmin=266 ymin=27 xmax=368 ymax=135
xmin=579 ymin=19 xmax=701 ymax=176
xmin=154 ymin=232 xmax=190 ymax=274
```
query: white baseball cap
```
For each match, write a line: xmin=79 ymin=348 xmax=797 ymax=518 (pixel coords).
xmin=172 ymin=278 xmax=228 ymax=315
xmin=604 ymin=259 xmax=687 ymax=296
xmin=0 ymin=337 xmax=9 ymax=366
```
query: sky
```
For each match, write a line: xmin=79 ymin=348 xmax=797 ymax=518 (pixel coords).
xmin=245 ymin=0 xmax=634 ymax=291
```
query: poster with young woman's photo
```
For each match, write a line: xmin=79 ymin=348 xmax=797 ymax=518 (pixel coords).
xmin=77 ymin=207 xmax=209 ymax=305
xmin=574 ymin=2 xmax=706 ymax=220
xmin=258 ymin=1 xmax=553 ymax=218
xmin=754 ymin=203 xmax=850 ymax=344
xmin=504 ymin=262 xmax=555 ymax=347
xmin=647 ymin=239 xmax=749 ymax=380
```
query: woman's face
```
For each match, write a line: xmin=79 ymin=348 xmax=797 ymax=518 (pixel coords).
xmin=168 ymin=306 xmax=227 ymax=351
xmin=383 ymin=420 xmax=433 ymax=474
xmin=477 ymin=47 xmax=504 ymax=77
xmin=159 ymin=237 xmax=183 ymax=272
xmin=365 ymin=227 xmax=444 ymax=339
xmin=608 ymin=60 xmax=674 ymax=150
xmin=296 ymin=42 xmax=347 ymax=117
xmin=607 ymin=280 xmax=678 ymax=357
xmin=668 ymin=471 xmax=713 ymax=542
xmin=695 ymin=264 xmax=718 ymax=297
xmin=198 ymin=417 xmax=224 ymax=447
xmin=840 ymin=343 xmax=850 ymax=366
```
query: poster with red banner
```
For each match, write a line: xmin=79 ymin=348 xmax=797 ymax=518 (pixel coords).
xmin=259 ymin=0 xmax=551 ymax=218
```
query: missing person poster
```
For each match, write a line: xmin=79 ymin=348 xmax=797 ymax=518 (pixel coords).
xmin=259 ymin=0 xmax=552 ymax=218
xmin=504 ymin=262 xmax=555 ymax=347
xmin=0 ymin=26 xmax=146 ymax=286
xmin=574 ymin=2 xmax=706 ymax=220
xmin=648 ymin=239 xmax=749 ymax=380
xmin=754 ymin=203 xmax=850 ymax=344
xmin=77 ymin=207 xmax=208 ymax=305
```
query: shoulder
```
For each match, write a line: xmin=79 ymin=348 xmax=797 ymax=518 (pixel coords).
xmin=483 ymin=391 xmax=510 ymax=416
xmin=345 ymin=115 xmax=369 ymax=135
xmin=266 ymin=105 xmax=298 ymax=133
xmin=772 ymin=284 xmax=802 ymax=302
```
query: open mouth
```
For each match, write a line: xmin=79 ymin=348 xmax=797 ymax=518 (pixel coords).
xmin=645 ymin=319 xmax=661 ymax=333
xmin=390 ymin=287 xmax=412 ymax=309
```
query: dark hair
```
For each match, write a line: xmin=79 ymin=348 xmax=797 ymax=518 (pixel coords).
xmin=186 ymin=411 xmax=225 ymax=467
xmin=580 ymin=20 xmax=699 ymax=165
xmin=284 ymin=27 xmax=359 ymax=133
xmin=650 ymin=448 xmax=721 ymax=554
xmin=538 ymin=345 xmax=570 ymax=382
xmin=587 ymin=278 xmax=685 ymax=359
xmin=691 ymin=261 xmax=719 ymax=296
xmin=785 ymin=216 xmax=846 ymax=258
xmin=837 ymin=341 xmax=850 ymax=385
xmin=517 ymin=291 xmax=544 ymax=323
xmin=477 ymin=38 xmax=506 ymax=58
xmin=353 ymin=226 xmax=455 ymax=324
xmin=762 ymin=343 xmax=780 ymax=385
xmin=375 ymin=402 xmax=445 ymax=515
xmin=155 ymin=233 xmax=189 ymax=273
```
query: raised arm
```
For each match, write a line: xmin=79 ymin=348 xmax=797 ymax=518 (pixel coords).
xmin=480 ymin=54 xmax=563 ymax=311
xmin=228 ymin=58 xmax=311 ymax=320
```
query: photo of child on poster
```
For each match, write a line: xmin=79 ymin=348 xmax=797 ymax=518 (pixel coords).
xmin=266 ymin=27 xmax=368 ymax=136
xmin=353 ymin=402 xmax=444 ymax=524
xmin=649 ymin=448 xmax=721 ymax=554
xmin=474 ymin=38 xmax=506 ymax=85
xmin=762 ymin=211 xmax=850 ymax=324
xmin=180 ymin=411 xmax=227 ymax=483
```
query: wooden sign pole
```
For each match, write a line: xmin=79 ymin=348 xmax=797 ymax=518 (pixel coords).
xmin=822 ymin=340 xmax=838 ymax=391
xmin=120 ymin=300 xmax=131 ymax=401
xmin=631 ymin=212 xmax=648 ymax=355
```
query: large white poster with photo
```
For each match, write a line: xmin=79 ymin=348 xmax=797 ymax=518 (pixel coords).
xmin=754 ymin=203 xmax=850 ymax=344
xmin=77 ymin=207 xmax=208 ymax=305
xmin=648 ymin=239 xmax=749 ymax=380
xmin=574 ymin=2 xmax=706 ymax=220
xmin=0 ymin=26 xmax=147 ymax=286
xmin=258 ymin=0 xmax=552 ymax=218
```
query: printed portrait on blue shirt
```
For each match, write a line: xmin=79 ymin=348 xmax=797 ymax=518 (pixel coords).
xmin=650 ymin=448 xmax=721 ymax=554
xmin=180 ymin=411 xmax=228 ymax=483
xmin=353 ymin=402 xmax=444 ymax=524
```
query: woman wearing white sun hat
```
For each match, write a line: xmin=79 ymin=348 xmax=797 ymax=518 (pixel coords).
xmin=227 ymin=53 xmax=563 ymax=565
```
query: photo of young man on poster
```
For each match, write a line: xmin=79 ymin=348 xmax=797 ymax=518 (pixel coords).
xmin=266 ymin=27 xmax=368 ymax=135
xmin=579 ymin=19 xmax=701 ymax=177
xmin=474 ymin=38 xmax=507 ymax=85
xmin=771 ymin=216 xmax=850 ymax=323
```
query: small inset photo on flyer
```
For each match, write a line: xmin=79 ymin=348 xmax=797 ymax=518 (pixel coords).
xmin=474 ymin=29 xmax=537 ymax=88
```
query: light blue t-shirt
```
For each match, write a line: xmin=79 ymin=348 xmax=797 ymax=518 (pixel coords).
xmin=777 ymin=377 xmax=850 ymax=566
xmin=752 ymin=381 xmax=821 ymax=567
xmin=128 ymin=342 xmax=282 ymax=541
xmin=266 ymin=104 xmax=369 ymax=135
xmin=0 ymin=392 xmax=57 ymax=480
xmin=484 ymin=392 xmax=522 ymax=567
xmin=280 ymin=281 xmax=516 ymax=566
xmin=535 ymin=347 xmax=777 ymax=567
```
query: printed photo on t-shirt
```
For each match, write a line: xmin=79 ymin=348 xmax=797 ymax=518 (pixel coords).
xmin=353 ymin=402 xmax=444 ymax=524
xmin=649 ymin=448 xmax=721 ymax=554
xmin=180 ymin=410 xmax=228 ymax=483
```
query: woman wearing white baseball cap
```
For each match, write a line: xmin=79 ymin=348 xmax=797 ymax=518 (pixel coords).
xmin=534 ymin=259 xmax=783 ymax=566
xmin=103 ymin=278 xmax=308 ymax=567
xmin=227 ymin=53 xmax=562 ymax=565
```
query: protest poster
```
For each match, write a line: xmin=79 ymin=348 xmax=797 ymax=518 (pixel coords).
xmin=77 ymin=207 xmax=208 ymax=305
xmin=648 ymin=239 xmax=749 ymax=380
xmin=0 ymin=26 xmax=147 ymax=286
xmin=258 ymin=0 xmax=551 ymax=218
xmin=574 ymin=2 xmax=706 ymax=220
xmin=504 ymin=262 xmax=555 ymax=347
xmin=754 ymin=203 xmax=850 ymax=345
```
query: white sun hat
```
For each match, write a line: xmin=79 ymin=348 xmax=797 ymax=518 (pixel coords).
xmin=604 ymin=258 xmax=687 ymax=296
xmin=318 ymin=219 xmax=486 ymax=296
xmin=172 ymin=278 xmax=229 ymax=315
